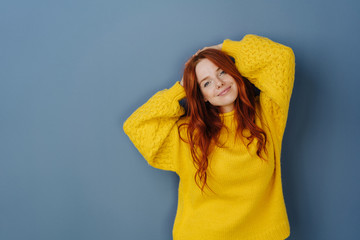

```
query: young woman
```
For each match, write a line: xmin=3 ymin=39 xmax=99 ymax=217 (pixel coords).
xmin=123 ymin=34 xmax=295 ymax=240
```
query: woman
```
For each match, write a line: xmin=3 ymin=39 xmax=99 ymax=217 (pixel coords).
xmin=123 ymin=34 xmax=295 ymax=240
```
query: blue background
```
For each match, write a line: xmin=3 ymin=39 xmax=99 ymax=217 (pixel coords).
xmin=1 ymin=0 xmax=359 ymax=239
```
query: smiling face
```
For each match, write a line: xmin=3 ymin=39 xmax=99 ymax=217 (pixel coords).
xmin=195 ymin=58 xmax=238 ymax=113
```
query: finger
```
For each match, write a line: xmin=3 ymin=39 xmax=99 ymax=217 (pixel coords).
xmin=194 ymin=49 xmax=202 ymax=56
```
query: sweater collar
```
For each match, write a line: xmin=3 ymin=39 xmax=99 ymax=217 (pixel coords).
xmin=219 ymin=109 xmax=235 ymax=118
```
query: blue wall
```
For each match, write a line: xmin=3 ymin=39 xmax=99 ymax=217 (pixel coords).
xmin=1 ymin=0 xmax=359 ymax=239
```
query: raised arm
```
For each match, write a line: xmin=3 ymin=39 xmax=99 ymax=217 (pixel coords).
xmin=221 ymin=34 xmax=295 ymax=139
xmin=123 ymin=82 xmax=186 ymax=172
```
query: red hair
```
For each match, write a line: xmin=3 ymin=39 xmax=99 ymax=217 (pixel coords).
xmin=179 ymin=49 xmax=268 ymax=192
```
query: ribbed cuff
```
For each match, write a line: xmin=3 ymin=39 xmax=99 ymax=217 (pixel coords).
xmin=222 ymin=38 xmax=244 ymax=61
xmin=165 ymin=81 xmax=186 ymax=102
xmin=222 ymin=34 xmax=260 ymax=62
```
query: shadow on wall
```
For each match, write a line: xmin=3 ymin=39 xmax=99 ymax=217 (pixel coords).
xmin=282 ymin=47 xmax=322 ymax=240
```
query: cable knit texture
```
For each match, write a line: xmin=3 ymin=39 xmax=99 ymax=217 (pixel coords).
xmin=123 ymin=34 xmax=295 ymax=240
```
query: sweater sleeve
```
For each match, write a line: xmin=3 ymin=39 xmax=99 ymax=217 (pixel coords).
xmin=123 ymin=81 xmax=186 ymax=172
xmin=221 ymin=34 xmax=295 ymax=140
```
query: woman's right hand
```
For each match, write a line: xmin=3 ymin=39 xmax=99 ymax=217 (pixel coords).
xmin=180 ymin=77 xmax=184 ymax=86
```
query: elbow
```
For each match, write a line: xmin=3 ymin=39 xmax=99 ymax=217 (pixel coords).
xmin=281 ymin=46 xmax=295 ymax=75
xmin=123 ymin=118 xmax=131 ymax=136
xmin=285 ymin=46 xmax=295 ymax=64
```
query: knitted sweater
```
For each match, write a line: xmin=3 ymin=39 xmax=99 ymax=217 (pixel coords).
xmin=123 ymin=34 xmax=295 ymax=240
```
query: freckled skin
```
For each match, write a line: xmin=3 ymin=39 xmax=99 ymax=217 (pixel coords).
xmin=195 ymin=59 xmax=238 ymax=113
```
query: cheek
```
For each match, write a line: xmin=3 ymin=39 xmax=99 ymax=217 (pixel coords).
xmin=200 ymin=89 xmax=213 ymax=101
xmin=228 ymin=77 xmax=238 ymax=91
xmin=227 ymin=76 xmax=236 ymax=84
xmin=232 ymin=85 xmax=239 ymax=98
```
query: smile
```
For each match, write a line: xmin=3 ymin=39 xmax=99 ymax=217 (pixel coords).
xmin=218 ymin=86 xmax=231 ymax=96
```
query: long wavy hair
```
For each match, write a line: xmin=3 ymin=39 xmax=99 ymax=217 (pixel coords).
xmin=179 ymin=48 xmax=268 ymax=192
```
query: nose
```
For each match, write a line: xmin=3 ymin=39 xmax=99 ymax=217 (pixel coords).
xmin=215 ymin=78 xmax=224 ymax=88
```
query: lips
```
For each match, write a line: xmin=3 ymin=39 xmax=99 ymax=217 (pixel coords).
xmin=218 ymin=86 xmax=231 ymax=96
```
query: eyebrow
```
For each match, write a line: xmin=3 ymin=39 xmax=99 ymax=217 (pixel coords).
xmin=199 ymin=67 xmax=221 ymax=84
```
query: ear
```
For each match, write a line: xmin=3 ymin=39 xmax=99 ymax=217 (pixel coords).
xmin=204 ymin=97 xmax=208 ymax=102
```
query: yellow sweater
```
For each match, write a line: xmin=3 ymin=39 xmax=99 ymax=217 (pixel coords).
xmin=123 ymin=34 xmax=295 ymax=240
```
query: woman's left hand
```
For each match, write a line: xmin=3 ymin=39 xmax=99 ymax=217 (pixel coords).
xmin=185 ymin=43 xmax=223 ymax=66
xmin=195 ymin=43 xmax=223 ymax=55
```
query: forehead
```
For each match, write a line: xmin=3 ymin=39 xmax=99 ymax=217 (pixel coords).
xmin=195 ymin=59 xmax=219 ymax=83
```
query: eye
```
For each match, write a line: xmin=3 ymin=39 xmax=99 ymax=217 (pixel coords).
xmin=219 ymin=70 xmax=226 ymax=76
xmin=203 ymin=79 xmax=214 ymax=88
